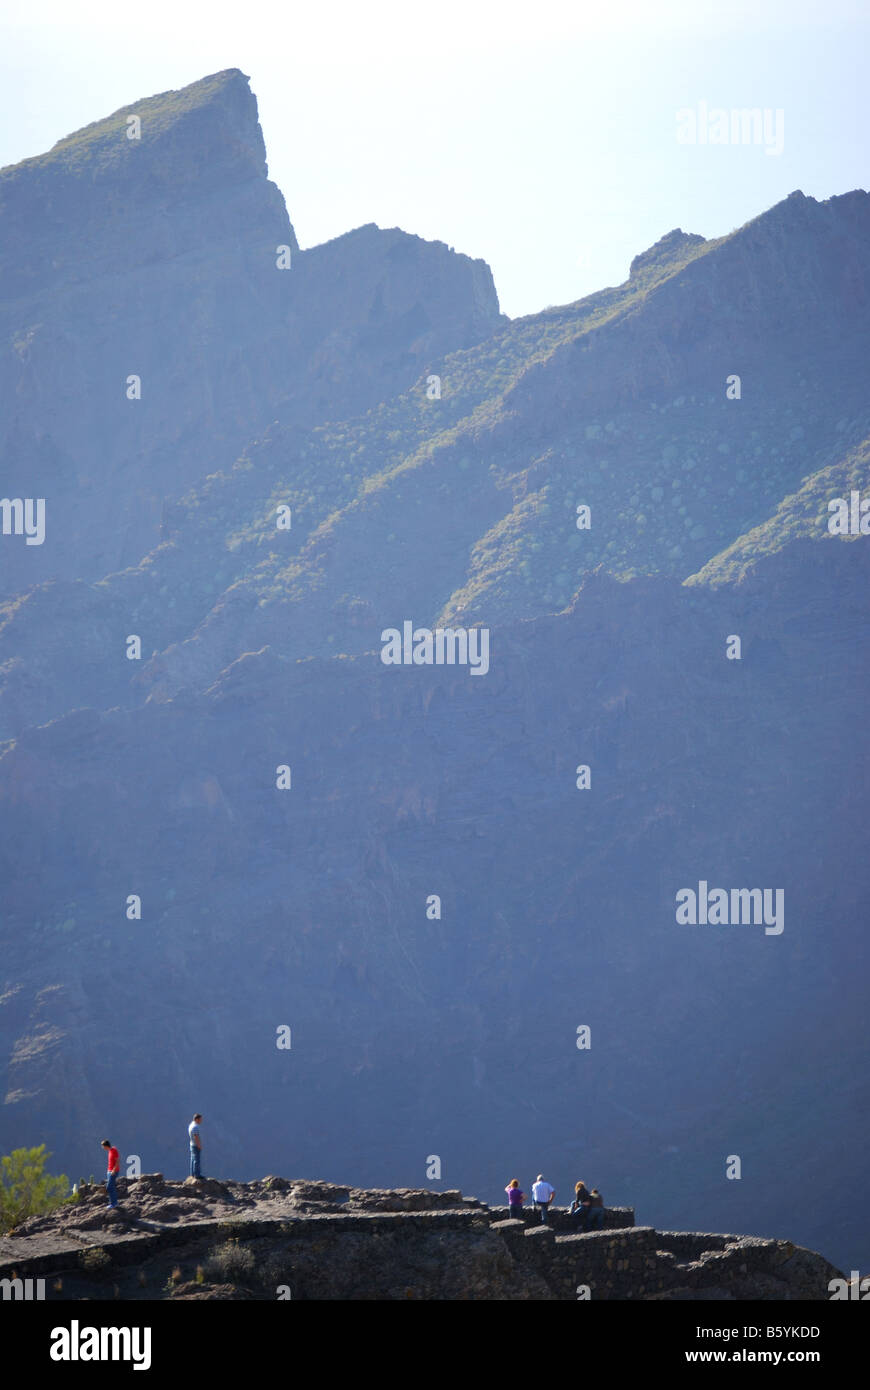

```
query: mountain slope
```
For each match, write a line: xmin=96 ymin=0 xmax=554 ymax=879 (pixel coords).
xmin=4 ymin=191 xmax=868 ymax=739
xmin=686 ymin=434 xmax=870 ymax=586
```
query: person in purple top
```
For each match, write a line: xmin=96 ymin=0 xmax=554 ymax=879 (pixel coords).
xmin=505 ymin=1178 xmax=525 ymax=1215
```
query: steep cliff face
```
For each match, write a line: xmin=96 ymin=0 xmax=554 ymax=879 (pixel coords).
xmin=0 ymin=70 xmax=294 ymax=589
xmin=274 ymin=223 xmax=504 ymax=427
xmin=1 ymin=537 xmax=867 ymax=1271
xmin=0 ymin=71 xmax=504 ymax=594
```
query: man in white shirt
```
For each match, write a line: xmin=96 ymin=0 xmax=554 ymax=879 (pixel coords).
xmin=532 ymin=1174 xmax=555 ymax=1223
xmin=188 ymin=1113 xmax=204 ymax=1178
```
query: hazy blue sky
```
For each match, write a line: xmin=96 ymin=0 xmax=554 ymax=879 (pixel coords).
xmin=1 ymin=0 xmax=867 ymax=317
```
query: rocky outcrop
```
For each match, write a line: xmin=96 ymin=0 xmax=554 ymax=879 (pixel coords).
xmin=629 ymin=228 xmax=707 ymax=279
xmin=0 ymin=1178 xmax=842 ymax=1300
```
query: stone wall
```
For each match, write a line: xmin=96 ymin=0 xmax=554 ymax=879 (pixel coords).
xmin=488 ymin=1204 xmax=635 ymax=1234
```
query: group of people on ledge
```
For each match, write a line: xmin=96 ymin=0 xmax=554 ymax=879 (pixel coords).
xmin=101 ymin=1119 xmax=604 ymax=1235
xmin=505 ymin=1175 xmax=605 ymax=1229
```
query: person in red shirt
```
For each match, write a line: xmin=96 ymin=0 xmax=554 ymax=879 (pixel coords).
xmin=101 ymin=1138 xmax=121 ymax=1209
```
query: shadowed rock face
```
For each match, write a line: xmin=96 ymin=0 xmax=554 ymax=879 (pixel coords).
xmin=0 ymin=70 xmax=503 ymax=593
xmin=1 ymin=540 xmax=867 ymax=1275
xmin=2 ymin=186 xmax=868 ymax=739
xmin=0 ymin=1177 xmax=842 ymax=1301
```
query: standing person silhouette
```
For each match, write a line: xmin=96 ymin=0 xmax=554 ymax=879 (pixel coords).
xmin=505 ymin=1178 xmax=525 ymax=1215
xmin=101 ymin=1139 xmax=120 ymax=1209
xmin=188 ymin=1113 xmax=204 ymax=1178
xmin=532 ymin=1174 xmax=555 ymax=1223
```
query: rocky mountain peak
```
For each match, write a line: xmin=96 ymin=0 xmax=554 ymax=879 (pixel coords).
xmin=4 ymin=68 xmax=267 ymax=188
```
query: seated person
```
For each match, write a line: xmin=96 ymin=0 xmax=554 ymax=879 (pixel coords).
xmin=569 ymin=1181 xmax=592 ymax=1227
xmin=586 ymin=1188 xmax=605 ymax=1230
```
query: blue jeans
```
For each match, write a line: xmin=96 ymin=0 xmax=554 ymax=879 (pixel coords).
xmin=106 ymin=1171 xmax=119 ymax=1207
xmin=586 ymin=1208 xmax=604 ymax=1230
xmin=189 ymin=1144 xmax=201 ymax=1178
xmin=535 ymin=1200 xmax=550 ymax=1223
